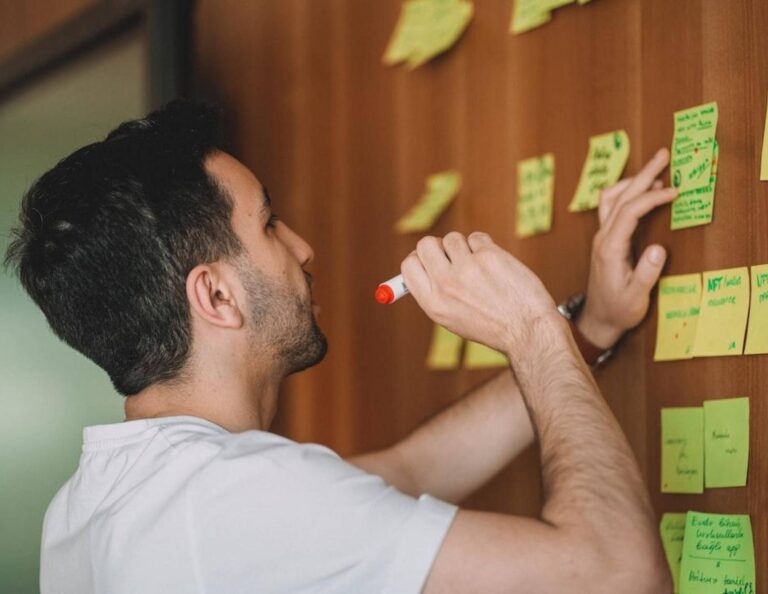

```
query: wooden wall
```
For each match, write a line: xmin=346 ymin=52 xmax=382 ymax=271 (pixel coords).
xmin=0 ymin=0 xmax=98 ymax=60
xmin=193 ymin=0 xmax=768 ymax=581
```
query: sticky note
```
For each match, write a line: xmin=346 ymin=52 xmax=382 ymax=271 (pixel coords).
xmin=395 ymin=171 xmax=461 ymax=233
xmin=569 ymin=130 xmax=631 ymax=212
xmin=409 ymin=0 xmax=474 ymax=68
xmin=384 ymin=1 xmax=428 ymax=65
xmin=670 ymin=102 xmax=718 ymax=195
xmin=426 ymin=324 xmax=464 ymax=370
xmin=692 ymin=267 xmax=750 ymax=357
xmin=383 ymin=0 xmax=473 ymax=69
xmin=671 ymin=140 xmax=718 ymax=230
xmin=679 ymin=512 xmax=755 ymax=594
xmin=703 ymin=397 xmax=749 ymax=488
xmin=661 ymin=407 xmax=704 ymax=494
xmin=541 ymin=0 xmax=574 ymax=8
xmin=744 ymin=264 xmax=768 ymax=354
xmin=660 ymin=513 xmax=687 ymax=593
xmin=516 ymin=153 xmax=554 ymax=237
xmin=464 ymin=341 xmax=508 ymax=369
xmin=510 ymin=0 xmax=551 ymax=35
xmin=654 ymin=273 xmax=702 ymax=361
xmin=761 ymin=95 xmax=768 ymax=181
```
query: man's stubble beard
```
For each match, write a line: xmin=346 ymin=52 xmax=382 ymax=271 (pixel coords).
xmin=238 ymin=261 xmax=328 ymax=376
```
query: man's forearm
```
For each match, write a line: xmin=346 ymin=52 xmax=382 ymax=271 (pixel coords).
xmin=509 ymin=314 xmax=664 ymax=571
xmin=349 ymin=321 xmax=607 ymax=502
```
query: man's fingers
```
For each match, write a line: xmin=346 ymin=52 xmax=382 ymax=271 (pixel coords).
xmin=467 ymin=231 xmax=494 ymax=252
xmin=630 ymin=244 xmax=667 ymax=293
xmin=602 ymin=188 xmax=678 ymax=252
xmin=416 ymin=236 xmax=451 ymax=277
xmin=598 ymin=178 xmax=633 ymax=224
xmin=401 ymin=250 xmax=431 ymax=300
xmin=617 ymin=148 xmax=670 ymax=205
xmin=442 ymin=232 xmax=471 ymax=262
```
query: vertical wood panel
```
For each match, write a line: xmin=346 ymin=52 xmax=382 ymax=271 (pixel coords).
xmin=195 ymin=0 xmax=767 ymax=582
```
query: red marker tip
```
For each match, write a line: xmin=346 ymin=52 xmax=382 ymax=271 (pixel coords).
xmin=375 ymin=285 xmax=395 ymax=304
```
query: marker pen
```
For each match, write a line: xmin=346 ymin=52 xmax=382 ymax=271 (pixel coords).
xmin=375 ymin=274 xmax=409 ymax=304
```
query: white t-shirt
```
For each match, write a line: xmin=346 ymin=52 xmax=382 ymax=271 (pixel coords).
xmin=40 ymin=416 xmax=457 ymax=594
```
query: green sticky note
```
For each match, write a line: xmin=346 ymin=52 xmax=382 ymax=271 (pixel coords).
xmin=744 ymin=264 xmax=768 ymax=355
xmin=660 ymin=513 xmax=687 ymax=593
xmin=383 ymin=0 xmax=435 ymax=65
xmin=464 ymin=341 xmax=508 ymax=369
xmin=569 ymin=130 xmax=631 ymax=212
xmin=703 ymin=397 xmax=749 ymax=488
xmin=383 ymin=0 xmax=474 ymax=69
xmin=426 ymin=324 xmax=464 ymax=370
xmin=670 ymin=101 xmax=718 ymax=194
xmin=679 ymin=511 xmax=755 ymax=594
xmin=692 ymin=267 xmax=750 ymax=357
xmin=671 ymin=140 xmax=718 ymax=230
xmin=510 ymin=0 xmax=552 ymax=35
xmin=541 ymin=0 xmax=574 ymax=8
xmin=661 ymin=407 xmax=704 ymax=494
xmin=395 ymin=170 xmax=461 ymax=233
xmin=407 ymin=0 xmax=474 ymax=68
xmin=654 ymin=273 xmax=703 ymax=361
xmin=516 ymin=153 xmax=554 ymax=238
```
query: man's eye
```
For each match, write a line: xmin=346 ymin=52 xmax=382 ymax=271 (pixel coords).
xmin=266 ymin=214 xmax=279 ymax=230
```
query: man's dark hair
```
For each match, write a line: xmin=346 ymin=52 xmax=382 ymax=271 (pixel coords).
xmin=4 ymin=99 xmax=243 ymax=395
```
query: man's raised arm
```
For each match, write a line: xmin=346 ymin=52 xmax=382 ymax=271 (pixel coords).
xmin=404 ymin=231 xmax=670 ymax=594
xmin=350 ymin=150 xmax=677 ymax=507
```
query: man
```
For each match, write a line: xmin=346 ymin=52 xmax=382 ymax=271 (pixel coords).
xmin=6 ymin=100 xmax=676 ymax=593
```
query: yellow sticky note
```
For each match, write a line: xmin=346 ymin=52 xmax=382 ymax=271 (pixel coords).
xmin=395 ymin=171 xmax=461 ymax=233
xmin=744 ymin=264 xmax=768 ymax=354
xmin=426 ymin=324 xmax=464 ymax=370
xmin=661 ymin=407 xmax=704 ymax=494
xmin=654 ymin=273 xmax=702 ymax=361
xmin=541 ymin=0 xmax=574 ymax=8
xmin=569 ymin=130 xmax=630 ymax=212
xmin=671 ymin=140 xmax=718 ymax=230
xmin=704 ymin=397 xmax=749 ymax=488
xmin=660 ymin=513 xmax=687 ymax=593
xmin=407 ymin=0 xmax=474 ymax=68
xmin=510 ymin=0 xmax=552 ymax=35
xmin=383 ymin=0 xmax=473 ymax=69
xmin=516 ymin=153 xmax=554 ymax=238
xmin=670 ymin=102 xmax=718 ymax=194
xmin=761 ymin=94 xmax=768 ymax=181
xmin=383 ymin=1 xmax=429 ymax=65
xmin=577 ymin=0 xmax=591 ymax=4
xmin=679 ymin=512 xmax=755 ymax=594
xmin=692 ymin=267 xmax=750 ymax=357
xmin=464 ymin=341 xmax=508 ymax=369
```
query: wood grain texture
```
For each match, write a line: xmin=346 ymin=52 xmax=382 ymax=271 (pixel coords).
xmin=0 ymin=0 xmax=99 ymax=60
xmin=194 ymin=0 xmax=767 ymax=579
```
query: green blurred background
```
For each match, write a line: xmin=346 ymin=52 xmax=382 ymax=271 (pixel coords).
xmin=0 ymin=28 xmax=146 ymax=593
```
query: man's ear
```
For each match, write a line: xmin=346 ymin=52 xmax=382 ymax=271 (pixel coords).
xmin=186 ymin=263 xmax=244 ymax=329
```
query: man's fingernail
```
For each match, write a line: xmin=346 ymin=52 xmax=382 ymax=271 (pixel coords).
xmin=649 ymin=246 xmax=664 ymax=264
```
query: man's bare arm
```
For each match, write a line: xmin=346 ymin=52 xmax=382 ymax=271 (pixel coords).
xmin=349 ymin=150 xmax=677 ymax=505
xmin=402 ymin=231 xmax=670 ymax=593
xmin=349 ymin=369 xmax=531 ymax=502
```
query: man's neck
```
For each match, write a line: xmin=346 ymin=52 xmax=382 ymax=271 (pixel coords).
xmin=124 ymin=370 xmax=282 ymax=433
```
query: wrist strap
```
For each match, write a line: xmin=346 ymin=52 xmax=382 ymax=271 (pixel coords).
xmin=568 ymin=319 xmax=613 ymax=367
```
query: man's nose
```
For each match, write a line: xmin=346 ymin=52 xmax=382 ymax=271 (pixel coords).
xmin=280 ymin=222 xmax=314 ymax=267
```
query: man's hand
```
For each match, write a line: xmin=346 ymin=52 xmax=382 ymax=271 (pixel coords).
xmin=401 ymin=231 xmax=558 ymax=357
xmin=578 ymin=148 xmax=678 ymax=349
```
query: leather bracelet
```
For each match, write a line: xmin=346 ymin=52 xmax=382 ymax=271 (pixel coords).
xmin=557 ymin=293 xmax=615 ymax=369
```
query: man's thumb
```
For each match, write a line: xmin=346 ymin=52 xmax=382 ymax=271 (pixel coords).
xmin=632 ymin=244 xmax=667 ymax=290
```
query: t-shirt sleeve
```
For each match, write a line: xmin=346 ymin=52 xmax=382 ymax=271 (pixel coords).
xmin=189 ymin=437 xmax=458 ymax=594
